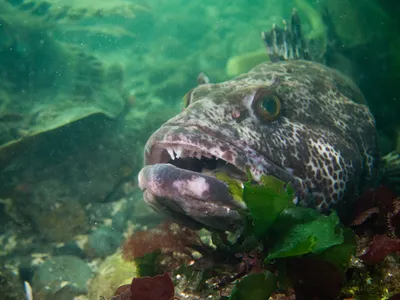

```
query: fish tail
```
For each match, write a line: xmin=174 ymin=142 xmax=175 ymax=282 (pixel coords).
xmin=261 ymin=8 xmax=311 ymax=62
xmin=381 ymin=151 xmax=400 ymax=193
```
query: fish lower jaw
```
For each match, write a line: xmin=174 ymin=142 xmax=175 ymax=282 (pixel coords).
xmin=138 ymin=163 xmax=246 ymax=231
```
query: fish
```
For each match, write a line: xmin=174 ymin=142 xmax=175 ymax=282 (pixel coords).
xmin=24 ymin=281 xmax=33 ymax=300
xmin=138 ymin=9 xmax=398 ymax=231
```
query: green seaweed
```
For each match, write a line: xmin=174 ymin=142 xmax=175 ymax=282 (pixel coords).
xmin=135 ymin=250 xmax=162 ymax=277
xmin=313 ymin=227 xmax=356 ymax=275
xmin=228 ymin=271 xmax=277 ymax=300
xmin=132 ymin=174 xmax=357 ymax=299
xmin=218 ymin=173 xmax=356 ymax=298
xmin=242 ymin=175 xmax=293 ymax=238
xmin=216 ymin=172 xmax=244 ymax=203
xmin=266 ymin=210 xmax=344 ymax=260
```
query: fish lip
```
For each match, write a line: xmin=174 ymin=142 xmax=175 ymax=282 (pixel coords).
xmin=138 ymin=163 xmax=246 ymax=210
xmin=138 ymin=163 xmax=245 ymax=231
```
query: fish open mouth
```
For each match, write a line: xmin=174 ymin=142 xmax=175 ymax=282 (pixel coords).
xmin=138 ymin=125 xmax=298 ymax=231
xmin=138 ymin=125 xmax=254 ymax=231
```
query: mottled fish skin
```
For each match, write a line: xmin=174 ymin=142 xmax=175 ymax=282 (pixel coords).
xmin=144 ymin=60 xmax=379 ymax=212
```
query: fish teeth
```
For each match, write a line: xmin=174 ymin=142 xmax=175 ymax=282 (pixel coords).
xmin=174 ymin=147 xmax=182 ymax=158
xmin=204 ymin=153 xmax=212 ymax=159
xmin=166 ymin=147 xmax=175 ymax=160
xmin=165 ymin=146 xmax=219 ymax=161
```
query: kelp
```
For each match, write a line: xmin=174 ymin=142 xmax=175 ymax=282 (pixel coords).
xmin=228 ymin=271 xmax=277 ymax=300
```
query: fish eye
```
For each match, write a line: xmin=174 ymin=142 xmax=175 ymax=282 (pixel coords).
xmin=182 ymin=88 xmax=194 ymax=109
xmin=253 ymin=90 xmax=281 ymax=121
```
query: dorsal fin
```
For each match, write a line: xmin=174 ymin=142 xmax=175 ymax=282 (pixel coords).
xmin=261 ymin=8 xmax=311 ymax=62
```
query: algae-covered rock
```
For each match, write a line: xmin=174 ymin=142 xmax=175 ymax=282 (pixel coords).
xmin=0 ymin=2 xmax=127 ymax=162
xmin=85 ymin=226 xmax=123 ymax=259
xmin=53 ymin=241 xmax=86 ymax=258
xmin=88 ymin=251 xmax=137 ymax=299
xmin=342 ymin=256 xmax=400 ymax=299
xmin=32 ymin=255 xmax=92 ymax=300
xmin=22 ymin=180 xmax=86 ymax=243
xmin=0 ymin=268 xmax=25 ymax=300
xmin=226 ymin=49 xmax=270 ymax=77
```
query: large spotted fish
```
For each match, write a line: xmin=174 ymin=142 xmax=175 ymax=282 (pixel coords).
xmin=138 ymin=10 xmax=398 ymax=231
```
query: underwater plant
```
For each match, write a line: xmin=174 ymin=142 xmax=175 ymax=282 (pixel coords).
xmin=121 ymin=222 xmax=208 ymax=277
xmin=350 ymin=186 xmax=400 ymax=264
xmin=108 ymin=174 xmax=400 ymax=299
xmin=111 ymin=272 xmax=175 ymax=300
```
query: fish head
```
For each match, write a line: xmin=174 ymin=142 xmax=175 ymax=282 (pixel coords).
xmin=138 ymin=60 xmax=377 ymax=231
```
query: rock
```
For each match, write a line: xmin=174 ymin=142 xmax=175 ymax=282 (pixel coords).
xmin=32 ymin=255 xmax=92 ymax=300
xmin=22 ymin=180 xmax=87 ymax=242
xmin=88 ymin=251 xmax=137 ymax=299
xmin=87 ymin=196 xmax=135 ymax=233
xmin=0 ymin=268 xmax=25 ymax=300
xmin=53 ymin=241 xmax=86 ymax=258
xmin=112 ymin=210 xmax=131 ymax=233
xmin=85 ymin=226 xmax=123 ymax=258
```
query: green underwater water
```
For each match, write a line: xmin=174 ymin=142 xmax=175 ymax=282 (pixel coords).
xmin=0 ymin=0 xmax=400 ymax=299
